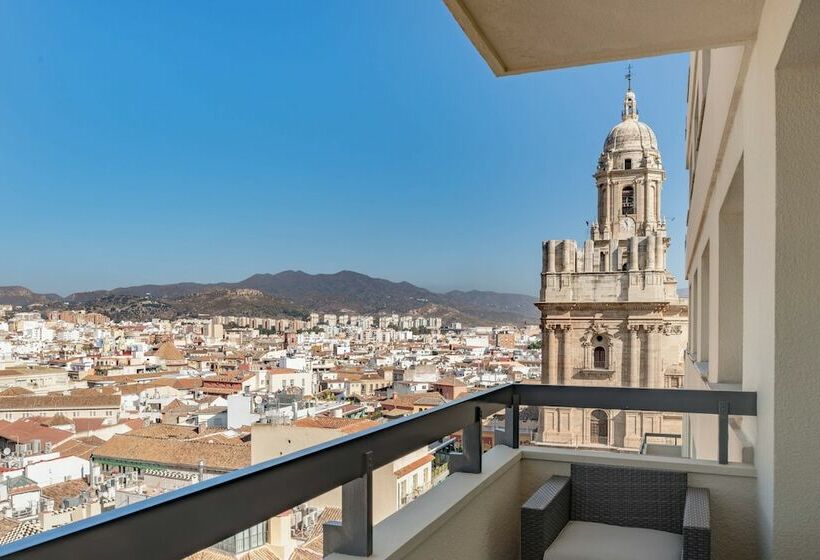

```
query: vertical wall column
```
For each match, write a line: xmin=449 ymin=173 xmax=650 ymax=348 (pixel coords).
xmin=547 ymin=240 xmax=556 ymax=273
xmin=540 ymin=323 xmax=549 ymax=383
xmin=629 ymin=236 xmax=639 ymax=271
xmin=655 ymin=233 xmax=665 ymax=271
xmin=548 ymin=326 xmax=558 ymax=385
xmin=609 ymin=239 xmax=618 ymax=271
xmin=584 ymin=240 xmax=594 ymax=272
xmin=636 ymin=180 xmax=645 ymax=225
xmin=643 ymin=177 xmax=650 ymax=224
xmin=563 ymin=240 xmax=575 ymax=272
xmin=645 ymin=325 xmax=658 ymax=388
xmin=629 ymin=325 xmax=640 ymax=387
xmin=560 ymin=324 xmax=572 ymax=384
xmin=646 ymin=235 xmax=656 ymax=271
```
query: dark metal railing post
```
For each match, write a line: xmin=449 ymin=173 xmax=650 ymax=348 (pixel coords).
xmin=718 ymin=400 xmax=729 ymax=465
xmin=494 ymin=390 xmax=520 ymax=449
xmin=449 ymin=406 xmax=483 ymax=474
xmin=323 ymin=451 xmax=373 ymax=557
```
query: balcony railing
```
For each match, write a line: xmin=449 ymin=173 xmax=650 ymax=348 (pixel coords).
xmin=0 ymin=383 xmax=756 ymax=560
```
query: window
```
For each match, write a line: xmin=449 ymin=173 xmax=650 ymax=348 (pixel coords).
xmin=593 ymin=346 xmax=607 ymax=369
xmin=214 ymin=522 xmax=268 ymax=554
xmin=590 ymin=409 xmax=608 ymax=444
xmin=599 ymin=252 xmax=607 ymax=272
xmin=624 ymin=158 xmax=632 ymax=170
xmin=622 ymin=186 xmax=635 ymax=215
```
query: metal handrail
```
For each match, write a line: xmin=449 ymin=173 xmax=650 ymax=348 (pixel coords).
xmin=639 ymin=431 xmax=684 ymax=454
xmin=0 ymin=383 xmax=756 ymax=560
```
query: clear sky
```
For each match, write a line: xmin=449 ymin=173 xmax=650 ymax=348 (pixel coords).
xmin=0 ymin=1 xmax=690 ymax=297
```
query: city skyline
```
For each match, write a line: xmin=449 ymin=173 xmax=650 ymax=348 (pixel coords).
xmin=0 ymin=2 xmax=689 ymax=296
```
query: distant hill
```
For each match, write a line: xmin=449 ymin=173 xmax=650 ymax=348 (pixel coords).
xmin=2 ymin=271 xmax=539 ymax=325
xmin=0 ymin=286 xmax=61 ymax=306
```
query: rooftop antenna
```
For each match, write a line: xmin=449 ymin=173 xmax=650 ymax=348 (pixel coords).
xmin=625 ymin=64 xmax=633 ymax=91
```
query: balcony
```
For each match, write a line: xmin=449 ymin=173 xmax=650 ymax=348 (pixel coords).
xmin=0 ymin=383 xmax=756 ymax=560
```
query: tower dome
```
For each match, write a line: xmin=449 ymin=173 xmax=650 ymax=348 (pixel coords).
xmin=598 ymin=88 xmax=662 ymax=171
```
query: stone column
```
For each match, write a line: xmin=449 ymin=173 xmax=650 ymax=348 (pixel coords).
xmin=563 ymin=240 xmax=575 ymax=273
xmin=643 ymin=177 xmax=650 ymax=225
xmin=629 ymin=236 xmax=639 ymax=271
xmin=541 ymin=323 xmax=549 ymax=384
xmin=636 ymin=180 xmax=645 ymax=225
xmin=548 ymin=326 xmax=558 ymax=385
xmin=646 ymin=235 xmax=656 ymax=271
xmin=609 ymin=239 xmax=618 ymax=271
xmin=645 ymin=325 xmax=658 ymax=388
xmin=560 ymin=325 xmax=572 ymax=384
xmin=547 ymin=240 xmax=556 ymax=273
xmin=603 ymin=183 xmax=611 ymax=231
xmin=584 ymin=240 xmax=594 ymax=272
xmin=629 ymin=325 xmax=640 ymax=387
xmin=655 ymin=234 xmax=665 ymax=271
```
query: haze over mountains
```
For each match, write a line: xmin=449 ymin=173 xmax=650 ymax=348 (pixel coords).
xmin=0 ymin=271 xmax=539 ymax=325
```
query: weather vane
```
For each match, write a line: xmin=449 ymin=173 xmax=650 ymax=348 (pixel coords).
xmin=625 ymin=64 xmax=633 ymax=91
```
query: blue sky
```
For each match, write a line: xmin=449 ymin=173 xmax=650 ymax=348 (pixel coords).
xmin=0 ymin=2 xmax=690 ymax=297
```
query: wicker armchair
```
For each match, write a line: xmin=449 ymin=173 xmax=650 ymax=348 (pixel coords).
xmin=521 ymin=464 xmax=710 ymax=560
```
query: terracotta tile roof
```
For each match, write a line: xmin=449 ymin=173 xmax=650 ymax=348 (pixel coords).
xmin=433 ymin=377 xmax=467 ymax=387
xmin=53 ymin=436 xmax=105 ymax=460
xmin=0 ymin=394 xmax=121 ymax=411
xmin=267 ymin=368 xmax=297 ymax=375
xmin=66 ymin=387 xmax=119 ymax=396
xmin=394 ymin=454 xmax=435 ymax=477
xmin=41 ymin=479 xmax=92 ymax=507
xmin=153 ymin=341 xmax=185 ymax=362
xmin=35 ymin=414 xmax=74 ymax=427
xmin=0 ymin=387 xmax=33 ymax=396
xmin=0 ymin=368 xmax=65 ymax=378
xmin=72 ymin=417 xmax=107 ymax=432
xmin=293 ymin=417 xmax=378 ymax=434
xmin=0 ymin=418 xmax=74 ymax=446
xmin=163 ymin=399 xmax=195 ymax=413
xmin=203 ymin=373 xmax=255 ymax=383
xmin=83 ymin=373 xmax=163 ymax=383
xmin=126 ymin=424 xmax=198 ymax=440
xmin=293 ymin=506 xmax=342 ymax=560
xmin=0 ymin=518 xmax=40 ymax=545
xmin=186 ymin=544 xmax=281 ymax=560
xmin=92 ymin=434 xmax=251 ymax=472
xmin=380 ymin=392 xmax=446 ymax=410
xmin=119 ymin=418 xmax=146 ymax=430
xmin=173 ymin=378 xmax=203 ymax=390
xmin=199 ymin=386 xmax=239 ymax=395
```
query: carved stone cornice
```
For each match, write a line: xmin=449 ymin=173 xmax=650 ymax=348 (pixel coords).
xmin=660 ymin=322 xmax=683 ymax=335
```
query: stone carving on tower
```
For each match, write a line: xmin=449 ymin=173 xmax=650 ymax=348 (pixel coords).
xmin=536 ymin=80 xmax=689 ymax=451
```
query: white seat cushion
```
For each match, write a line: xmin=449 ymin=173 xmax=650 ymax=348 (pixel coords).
xmin=543 ymin=520 xmax=682 ymax=560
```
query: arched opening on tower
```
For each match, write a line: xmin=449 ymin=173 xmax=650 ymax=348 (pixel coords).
xmin=622 ymin=186 xmax=635 ymax=215
xmin=590 ymin=409 xmax=608 ymax=445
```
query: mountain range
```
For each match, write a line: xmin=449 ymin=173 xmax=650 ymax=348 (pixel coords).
xmin=0 ymin=271 xmax=539 ymax=325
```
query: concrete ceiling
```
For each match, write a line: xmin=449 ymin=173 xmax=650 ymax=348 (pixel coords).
xmin=444 ymin=0 xmax=764 ymax=76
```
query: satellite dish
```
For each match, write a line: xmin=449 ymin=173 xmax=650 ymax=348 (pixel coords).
xmin=2 ymin=448 xmax=11 ymax=456
xmin=253 ymin=395 xmax=263 ymax=404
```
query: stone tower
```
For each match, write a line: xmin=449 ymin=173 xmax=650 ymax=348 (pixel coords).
xmin=536 ymin=85 xmax=688 ymax=450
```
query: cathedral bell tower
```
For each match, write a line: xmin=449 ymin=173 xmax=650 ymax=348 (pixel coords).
xmin=592 ymin=85 xmax=666 ymax=241
xmin=535 ymin=75 xmax=688 ymax=451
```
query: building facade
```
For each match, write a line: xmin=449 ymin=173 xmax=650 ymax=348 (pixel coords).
xmin=537 ymin=86 xmax=688 ymax=450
